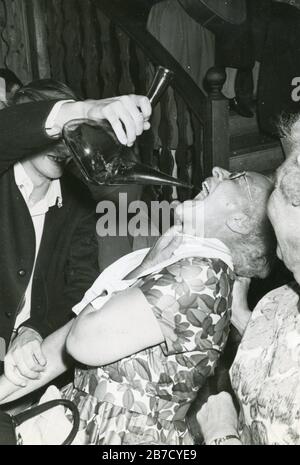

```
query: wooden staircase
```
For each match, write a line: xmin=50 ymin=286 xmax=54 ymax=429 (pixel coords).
xmin=229 ymin=110 xmax=284 ymax=174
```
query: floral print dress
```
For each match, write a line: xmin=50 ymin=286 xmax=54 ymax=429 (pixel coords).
xmin=63 ymin=257 xmax=235 ymax=445
xmin=230 ymin=282 xmax=300 ymax=445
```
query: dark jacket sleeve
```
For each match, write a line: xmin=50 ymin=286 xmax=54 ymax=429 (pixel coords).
xmin=21 ymin=209 xmax=99 ymax=337
xmin=61 ymin=212 xmax=99 ymax=313
xmin=0 ymin=100 xmax=60 ymax=175
xmin=52 ymin=207 xmax=100 ymax=334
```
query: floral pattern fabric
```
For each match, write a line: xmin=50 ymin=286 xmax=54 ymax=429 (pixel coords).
xmin=230 ymin=282 xmax=300 ymax=445
xmin=63 ymin=257 xmax=235 ymax=445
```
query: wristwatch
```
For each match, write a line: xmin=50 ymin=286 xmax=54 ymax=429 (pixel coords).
xmin=208 ymin=434 xmax=240 ymax=445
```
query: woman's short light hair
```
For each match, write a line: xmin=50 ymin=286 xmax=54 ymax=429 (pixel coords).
xmin=278 ymin=115 xmax=300 ymax=206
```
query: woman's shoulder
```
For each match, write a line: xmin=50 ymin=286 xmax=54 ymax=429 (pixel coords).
xmin=165 ymin=256 xmax=235 ymax=280
xmin=253 ymin=281 xmax=298 ymax=314
xmin=140 ymin=256 xmax=235 ymax=304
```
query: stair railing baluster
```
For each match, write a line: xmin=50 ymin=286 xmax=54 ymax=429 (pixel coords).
xmin=203 ymin=67 xmax=229 ymax=177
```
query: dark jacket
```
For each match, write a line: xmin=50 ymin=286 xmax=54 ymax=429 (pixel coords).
xmin=0 ymin=101 xmax=99 ymax=360
xmin=257 ymin=2 xmax=300 ymax=135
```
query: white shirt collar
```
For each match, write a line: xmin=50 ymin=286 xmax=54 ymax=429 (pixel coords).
xmin=14 ymin=162 xmax=63 ymax=211
xmin=73 ymin=234 xmax=234 ymax=315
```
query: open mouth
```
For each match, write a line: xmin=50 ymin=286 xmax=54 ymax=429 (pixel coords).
xmin=197 ymin=181 xmax=210 ymax=200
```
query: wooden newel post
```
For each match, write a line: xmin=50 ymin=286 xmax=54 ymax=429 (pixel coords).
xmin=202 ymin=66 xmax=229 ymax=177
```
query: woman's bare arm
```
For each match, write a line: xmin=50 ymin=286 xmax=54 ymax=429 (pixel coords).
xmin=0 ymin=320 xmax=74 ymax=405
xmin=66 ymin=288 xmax=164 ymax=366
xmin=67 ymin=256 xmax=234 ymax=371
xmin=0 ymin=286 xmax=164 ymax=403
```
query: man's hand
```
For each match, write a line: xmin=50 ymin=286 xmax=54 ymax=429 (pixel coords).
xmin=197 ymin=392 xmax=239 ymax=445
xmin=126 ymin=225 xmax=183 ymax=279
xmin=55 ymin=95 xmax=151 ymax=147
xmin=4 ymin=327 xmax=46 ymax=387
xmin=84 ymin=94 xmax=152 ymax=147
xmin=143 ymin=225 xmax=183 ymax=268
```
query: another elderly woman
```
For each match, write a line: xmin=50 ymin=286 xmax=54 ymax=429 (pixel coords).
xmin=197 ymin=118 xmax=300 ymax=445
xmin=0 ymin=167 xmax=275 ymax=445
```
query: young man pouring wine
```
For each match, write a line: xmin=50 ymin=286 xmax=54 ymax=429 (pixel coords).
xmin=0 ymin=78 xmax=152 ymax=388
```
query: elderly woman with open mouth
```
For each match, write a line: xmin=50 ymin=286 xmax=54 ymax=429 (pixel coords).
xmin=0 ymin=166 xmax=275 ymax=445
xmin=197 ymin=117 xmax=300 ymax=446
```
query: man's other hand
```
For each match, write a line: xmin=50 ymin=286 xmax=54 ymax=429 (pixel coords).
xmin=197 ymin=392 xmax=239 ymax=445
xmin=126 ymin=225 xmax=183 ymax=279
xmin=4 ymin=327 xmax=46 ymax=387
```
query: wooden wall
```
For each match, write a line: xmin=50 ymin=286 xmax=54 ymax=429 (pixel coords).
xmin=0 ymin=0 xmax=212 ymax=200
xmin=40 ymin=0 xmax=148 ymax=100
xmin=0 ymin=0 xmax=148 ymax=97
xmin=0 ymin=0 xmax=33 ymax=83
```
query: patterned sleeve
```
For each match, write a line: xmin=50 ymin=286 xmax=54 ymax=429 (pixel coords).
xmin=139 ymin=257 xmax=235 ymax=357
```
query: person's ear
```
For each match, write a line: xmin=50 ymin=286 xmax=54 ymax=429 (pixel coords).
xmin=226 ymin=212 xmax=252 ymax=235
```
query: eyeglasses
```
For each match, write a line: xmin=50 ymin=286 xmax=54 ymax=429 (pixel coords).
xmin=227 ymin=171 xmax=253 ymax=201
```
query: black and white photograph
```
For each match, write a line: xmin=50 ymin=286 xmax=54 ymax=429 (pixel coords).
xmin=0 ymin=0 xmax=299 ymax=450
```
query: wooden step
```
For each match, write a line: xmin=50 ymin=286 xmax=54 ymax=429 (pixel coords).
xmin=229 ymin=112 xmax=259 ymax=137
xmin=229 ymin=132 xmax=284 ymax=173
